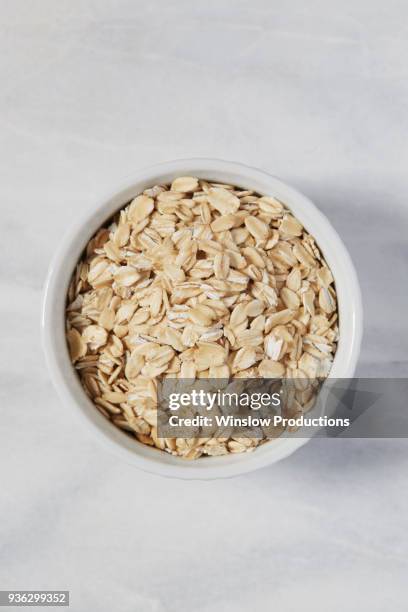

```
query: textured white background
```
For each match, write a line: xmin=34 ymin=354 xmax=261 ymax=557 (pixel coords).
xmin=1 ymin=1 xmax=408 ymax=611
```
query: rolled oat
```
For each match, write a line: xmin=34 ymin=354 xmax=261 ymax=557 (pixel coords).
xmin=65 ymin=177 xmax=339 ymax=459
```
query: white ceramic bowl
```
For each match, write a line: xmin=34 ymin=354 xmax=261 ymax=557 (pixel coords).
xmin=42 ymin=159 xmax=363 ymax=479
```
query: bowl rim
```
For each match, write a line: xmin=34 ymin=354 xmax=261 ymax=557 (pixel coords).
xmin=42 ymin=158 xmax=363 ymax=479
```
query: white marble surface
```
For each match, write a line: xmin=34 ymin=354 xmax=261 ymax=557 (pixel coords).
xmin=1 ymin=1 xmax=408 ymax=610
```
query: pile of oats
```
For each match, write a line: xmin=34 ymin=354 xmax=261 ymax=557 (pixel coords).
xmin=66 ymin=177 xmax=338 ymax=459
